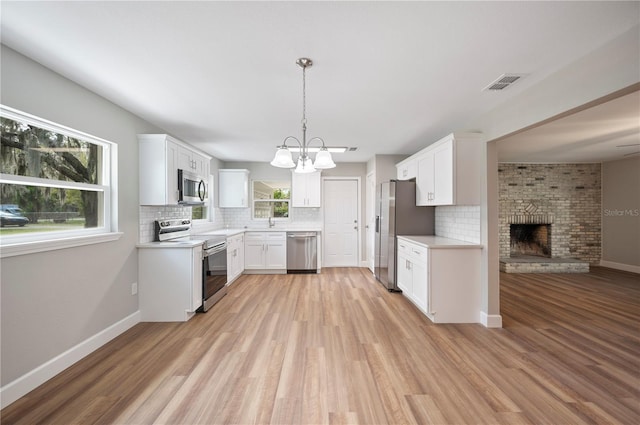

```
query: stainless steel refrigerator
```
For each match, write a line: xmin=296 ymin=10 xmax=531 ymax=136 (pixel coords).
xmin=375 ymin=180 xmax=435 ymax=291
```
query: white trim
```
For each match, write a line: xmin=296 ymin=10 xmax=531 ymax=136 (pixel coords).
xmin=1 ymin=105 xmax=114 ymax=148
xmin=480 ymin=311 xmax=503 ymax=328
xmin=599 ymin=260 xmax=640 ymax=274
xmin=0 ymin=232 xmax=123 ymax=258
xmin=0 ymin=311 xmax=141 ymax=409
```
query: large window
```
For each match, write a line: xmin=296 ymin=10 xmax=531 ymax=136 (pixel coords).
xmin=252 ymin=180 xmax=290 ymax=220
xmin=0 ymin=105 xmax=116 ymax=247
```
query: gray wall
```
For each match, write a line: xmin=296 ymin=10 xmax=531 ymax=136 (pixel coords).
xmin=602 ymin=156 xmax=640 ymax=267
xmin=0 ymin=45 xmax=162 ymax=385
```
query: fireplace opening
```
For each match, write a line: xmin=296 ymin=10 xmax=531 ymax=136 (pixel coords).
xmin=510 ymin=224 xmax=551 ymax=258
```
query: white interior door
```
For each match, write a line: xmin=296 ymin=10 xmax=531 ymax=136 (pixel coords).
xmin=323 ymin=179 xmax=359 ymax=267
xmin=366 ymin=172 xmax=375 ymax=272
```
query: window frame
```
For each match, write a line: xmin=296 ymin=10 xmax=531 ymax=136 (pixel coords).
xmin=0 ymin=105 xmax=121 ymax=257
xmin=251 ymin=180 xmax=291 ymax=222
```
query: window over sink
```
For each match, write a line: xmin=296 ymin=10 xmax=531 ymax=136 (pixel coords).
xmin=252 ymin=180 xmax=290 ymax=221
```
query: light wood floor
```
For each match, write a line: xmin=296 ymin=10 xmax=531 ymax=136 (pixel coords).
xmin=2 ymin=267 xmax=639 ymax=424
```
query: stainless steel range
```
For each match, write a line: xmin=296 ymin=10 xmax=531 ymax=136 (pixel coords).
xmin=155 ymin=219 xmax=228 ymax=312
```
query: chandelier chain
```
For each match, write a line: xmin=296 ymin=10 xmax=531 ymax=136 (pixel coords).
xmin=302 ymin=66 xmax=307 ymax=126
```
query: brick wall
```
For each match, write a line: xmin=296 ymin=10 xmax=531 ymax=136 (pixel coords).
xmin=498 ymin=163 xmax=601 ymax=264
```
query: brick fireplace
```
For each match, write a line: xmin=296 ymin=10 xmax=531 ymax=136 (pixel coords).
xmin=499 ymin=164 xmax=601 ymax=273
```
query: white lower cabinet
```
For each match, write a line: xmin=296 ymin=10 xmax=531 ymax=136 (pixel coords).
xmin=138 ymin=244 xmax=203 ymax=322
xmin=227 ymin=233 xmax=244 ymax=284
xmin=397 ymin=236 xmax=481 ymax=323
xmin=397 ymin=240 xmax=429 ymax=313
xmin=244 ymin=232 xmax=287 ymax=273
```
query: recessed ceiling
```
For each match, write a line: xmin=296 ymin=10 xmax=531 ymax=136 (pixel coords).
xmin=1 ymin=1 xmax=638 ymax=163
xmin=497 ymin=90 xmax=640 ymax=163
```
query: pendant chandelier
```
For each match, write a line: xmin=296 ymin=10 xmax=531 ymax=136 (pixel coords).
xmin=271 ymin=57 xmax=336 ymax=173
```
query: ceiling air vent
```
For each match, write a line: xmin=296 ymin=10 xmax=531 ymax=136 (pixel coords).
xmin=483 ymin=73 xmax=526 ymax=91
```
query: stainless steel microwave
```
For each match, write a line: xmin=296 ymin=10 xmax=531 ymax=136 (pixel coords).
xmin=178 ymin=169 xmax=208 ymax=205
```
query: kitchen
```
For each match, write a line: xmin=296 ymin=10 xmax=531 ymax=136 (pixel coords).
xmin=1 ymin=2 xmax=639 ymax=423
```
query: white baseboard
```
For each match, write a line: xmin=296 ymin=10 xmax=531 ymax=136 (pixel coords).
xmin=0 ymin=310 xmax=141 ymax=409
xmin=599 ymin=260 xmax=640 ymax=274
xmin=480 ymin=311 xmax=503 ymax=328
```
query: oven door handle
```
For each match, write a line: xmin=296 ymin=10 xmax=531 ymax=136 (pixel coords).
xmin=204 ymin=245 xmax=227 ymax=256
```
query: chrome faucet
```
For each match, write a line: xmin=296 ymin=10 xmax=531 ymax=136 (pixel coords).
xmin=268 ymin=216 xmax=275 ymax=228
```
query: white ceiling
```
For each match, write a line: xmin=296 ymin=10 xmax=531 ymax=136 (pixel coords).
xmin=1 ymin=1 xmax=639 ymax=164
xmin=498 ymin=90 xmax=640 ymax=163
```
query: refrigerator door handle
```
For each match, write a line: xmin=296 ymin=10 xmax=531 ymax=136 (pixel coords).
xmin=375 ymin=216 xmax=380 ymax=233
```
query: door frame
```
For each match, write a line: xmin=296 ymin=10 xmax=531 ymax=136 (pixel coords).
xmin=321 ymin=176 xmax=362 ymax=267
xmin=366 ymin=171 xmax=375 ymax=272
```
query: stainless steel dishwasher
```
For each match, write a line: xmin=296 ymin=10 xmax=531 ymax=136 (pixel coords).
xmin=286 ymin=232 xmax=318 ymax=273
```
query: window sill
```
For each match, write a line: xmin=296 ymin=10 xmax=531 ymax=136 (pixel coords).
xmin=0 ymin=232 xmax=124 ymax=258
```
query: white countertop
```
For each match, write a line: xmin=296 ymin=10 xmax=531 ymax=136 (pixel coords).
xmin=200 ymin=227 xmax=322 ymax=236
xmin=138 ymin=227 xmax=323 ymax=248
xmin=398 ymin=235 xmax=482 ymax=249
xmin=137 ymin=239 xmax=204 ymax=249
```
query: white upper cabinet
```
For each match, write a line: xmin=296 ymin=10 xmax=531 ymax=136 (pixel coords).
xmin=219 ymin=169 xmax=250 ymax=208
xmin=412 ymin=133 xmax=483 ymax=206
xmin=138 ymin=134 xmax=212 ymax=206
xmin=291 ymin=171 xmax=321 ymax=207
xmin=178 ymin=145 xmax=209 ymax=178
xmin=396 ymin=158 xmax=417 ymax=181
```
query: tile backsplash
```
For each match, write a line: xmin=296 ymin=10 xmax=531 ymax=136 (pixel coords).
xmin=435 ymin=205 xmax=481 ymax=244
xmin=222 ymin=207 xmax=322 ymax=229
xmin=139 ymin=205 xmax=322 ymax=243
xmin=139 ymin=205 xmax=193 ymax=243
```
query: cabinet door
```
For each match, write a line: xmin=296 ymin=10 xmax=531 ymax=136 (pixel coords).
xmin=177 ymin=145 xmax=195 ymax=172
xmin=236 ymin=235 xmax=245 ymax=275
xmin=305 ymin=172 xmax=321 ymax=207
xmin=193 ymin=153 xmax=210 ymax=178
xmin=292 ymin=171 xmax=321 ymax=207
xmin=191 ymin=245 xmax=203 ymax=312
xmin=416 ymin=153 xmax=433 ymax=206
xmin=411 ymin=259 xmax=428 ymax=313
xmin=397 ymin=160 xmax=417 ymax=181
xmin=244 ymin=241 xmax=265 ymax=269
xmin=165 ymin=140 xmax=180 ymax=205
xmin=219 ymin=170 xmax=249 ymax=208
xmin=396 ymin=252 xmax=412 ymax=294
xmin=138 ymin=136 xmax=180 ymax=205
xmin=433 ymin=140 xmax=453 ymax=205
xmin=265 ymin=241 xmax=287 ymax=269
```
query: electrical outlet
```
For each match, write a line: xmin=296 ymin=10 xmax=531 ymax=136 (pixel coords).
xmin=131 ymin=282 xmax=138 ymax=295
